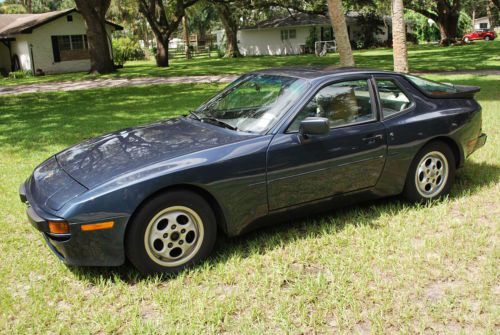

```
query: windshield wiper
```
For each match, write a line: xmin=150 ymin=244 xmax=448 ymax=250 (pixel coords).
xmin=188 ymin=110 xmax=201 ymax=120
xmin=200 ymin=116 xmax=238 ymax=131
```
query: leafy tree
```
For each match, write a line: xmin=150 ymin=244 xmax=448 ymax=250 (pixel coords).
xmin=487 ymin=0 xmax=499 ymax=28
xmin=74 ymin=0 xmax=115 ymax=73
xmin=138 ymin=0 xmax=198 ymax=67
xmin=405 ymin=0 xmax=463 ymax=45
xmin=186 ymin=2 xmax=218 ymax=47
xmin=404 ymin=11 xmax=440 ymax=42
xmin=213 ymin=1 xmax=242 ymax=57
xmin=0 ymin=0 xmax=74 ymax=13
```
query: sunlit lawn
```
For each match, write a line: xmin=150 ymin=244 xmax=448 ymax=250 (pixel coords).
xmin=1 ymin=41 xmax=499 ymax=86
xmin=0 ymin=74 xmax=498 ymax=333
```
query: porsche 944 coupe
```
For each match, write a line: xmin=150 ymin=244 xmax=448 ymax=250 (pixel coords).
xmin=19 ymin=68 xmax=487 ymax=274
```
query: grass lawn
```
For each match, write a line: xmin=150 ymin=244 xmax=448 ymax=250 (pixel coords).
xmin=0 ymin=74 xmax=498 ymax=333
xmin=1 ymin=41 xmax=499 ymax=86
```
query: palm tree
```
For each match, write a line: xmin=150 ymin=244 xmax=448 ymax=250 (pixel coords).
xmin=326 ymin=0 xmax=355 ymax=67
xmin=392 ymin=0 xmax=409 ymax=73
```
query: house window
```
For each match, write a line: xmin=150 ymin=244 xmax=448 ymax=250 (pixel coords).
xmin=280 ymin=29 xmax=297 ymax=41
xmin=52 ymin=34 xmax=89 ymax=62
xmin=479 ymin=22 xmax=487 ymax=29
xmin=281 ymin=29 xmax=288 ymax=40
xmin=67 ymin=15 xmax=73 ymax=22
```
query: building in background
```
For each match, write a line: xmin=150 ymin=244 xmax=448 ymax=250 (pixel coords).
xmin=236 ymin=12 xmax=393 ymax=56
xmin=0 ymin=8 xmax=122 ymax=75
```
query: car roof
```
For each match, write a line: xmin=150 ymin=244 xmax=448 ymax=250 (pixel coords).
xmin=251 ymin=67 xmax=402 ymax=81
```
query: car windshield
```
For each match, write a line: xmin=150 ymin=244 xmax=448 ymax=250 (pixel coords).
xmin=193 ymin=74 xmax=308 ymax=133
xmin=405 ymin=75 xmax=459 ymax=96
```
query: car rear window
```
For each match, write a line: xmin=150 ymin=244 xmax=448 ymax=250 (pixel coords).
xmin=405 ymin=75 xmax=459 ymax=96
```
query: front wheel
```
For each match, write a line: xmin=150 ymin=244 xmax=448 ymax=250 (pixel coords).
xmin=464 ymin=37 xmax=470 ymax=43
xmin=126 ymin=190 xmax=217 ymax=275
xmin=403 ymin=141 xmax=456 ymax=203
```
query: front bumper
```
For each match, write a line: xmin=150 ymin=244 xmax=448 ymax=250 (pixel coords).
xmin=20 ymin=182 xmax=128 ymax=267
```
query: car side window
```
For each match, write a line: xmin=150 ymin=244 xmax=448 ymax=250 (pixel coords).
xmin=288 ymin=79 xmax=375 ymax=132
xmin=375 ymin=79 xmax=411 ymax=118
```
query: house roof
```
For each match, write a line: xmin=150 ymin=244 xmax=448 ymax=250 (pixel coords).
xmin=0 ymin=8 xmax=123 ymax=38
xmin=240 ymin=12 xmax=363 ymax=30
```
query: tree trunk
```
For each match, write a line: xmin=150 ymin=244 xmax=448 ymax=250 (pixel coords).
xmin=155 ymin=35 xmax=170 ymax=67
xmin=472 ymin=9 xmax=475 ymax=31
xmin=215 ymin=3 xmax=242 ymax=58
xmin=406 ymin=0 xmax=461 ymax=46
xmin=138 ymin=0 xmax=194 ymax=68
xmin=436 ymin=0 xmax=460 ymax=45
xmin=391 ymin=0 xmax=409 ymax=73
xmin=437 ymin=15 xmax=459 ymax=45
xmin=183 ymin=16 xmax=192 ymax=59
xmin=74 ymin=0 xmax=114 ymax=74
xmin=487 ymin=0 xmax=498 ymax=29
xmin=326 ymin=0 xmax=355 ymax=67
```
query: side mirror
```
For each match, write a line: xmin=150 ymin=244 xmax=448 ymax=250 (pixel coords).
xmin=299 ymin=117 xmax=330 ymax=137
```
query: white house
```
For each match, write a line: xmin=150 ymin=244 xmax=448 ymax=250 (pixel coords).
xmin=237 ymin=12 xmax=391 ymax=56
xmin=473 ymin=16 xmax=499 ymax=31
xmin=0 ymin=8 xmax=122 ymax=75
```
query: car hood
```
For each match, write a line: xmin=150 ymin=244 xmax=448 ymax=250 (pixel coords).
xmin=56 ymin=117 xmax=252 ymax=189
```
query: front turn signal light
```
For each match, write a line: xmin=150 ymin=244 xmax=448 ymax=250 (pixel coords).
xmin=48 ymin=221 xmax=69 ymax=234
xmin=81 ymin=221 xmax=114 ymax=231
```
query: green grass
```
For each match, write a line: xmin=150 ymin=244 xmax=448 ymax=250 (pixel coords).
xmin=1 ymin=41 xmax=499 ymax=86
xmin=0 ymin=74 xmax=499 ymax=333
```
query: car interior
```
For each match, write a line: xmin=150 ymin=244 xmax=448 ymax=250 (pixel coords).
xmin=376 ymin=80 xmax=412 ymax=118
xmin=289 ymin=79 xmax=375 ymax=131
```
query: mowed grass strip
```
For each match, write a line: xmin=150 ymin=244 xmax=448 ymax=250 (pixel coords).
xmin=1 ymin=41 xmax=499 ymax=86
xmin=0 ymin=75 xmax=498 ymax=333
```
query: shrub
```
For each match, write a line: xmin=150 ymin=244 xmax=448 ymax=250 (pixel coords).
xmin=8 ymin=70 xmax=33 ymax=79
xmin=405 ymin=11 xmax=440 ymax=43
xmin=305 ymin=27 xmax=319 ymax=53
xmin=113 ymin=37 xmax=146 ymax=66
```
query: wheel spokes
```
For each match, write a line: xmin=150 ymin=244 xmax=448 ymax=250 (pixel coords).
xmin=415 ymin=151 xmax=449 ymax=198
xmin=147 ymin=208 xmax=202 ymax=264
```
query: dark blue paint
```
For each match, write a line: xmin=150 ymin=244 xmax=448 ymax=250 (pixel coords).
xmin=20 ymin=68 xmax=486 ymax=267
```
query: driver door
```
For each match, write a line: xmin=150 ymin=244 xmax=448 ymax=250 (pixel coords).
xmin=266 ymin=77 xmax=387 ymax=210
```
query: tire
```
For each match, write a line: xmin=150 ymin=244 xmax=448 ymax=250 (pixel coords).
xmin=485 ymin=36 xmax=491 ymax=41
xmin=126 ymin=190 xmax=217 ymax=275
xmin=464 ymin=37 xmax=470 ymax=43
xmin=403 ymin=141 xmax=456 ymax=203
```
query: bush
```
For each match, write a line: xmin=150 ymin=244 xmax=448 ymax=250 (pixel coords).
xmin=8 ymin=70 xmax=33 ymax=79
xmin=405 ymin=11 xmax=440 ymax=43
xmin=305 ymin=27 xmax=319 ymax=53
xmin=112 ymin=37 xmax=146 ymax=66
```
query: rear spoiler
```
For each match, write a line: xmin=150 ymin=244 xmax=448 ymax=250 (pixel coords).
xmin=427 ymin=85 xmax=481 ymax=99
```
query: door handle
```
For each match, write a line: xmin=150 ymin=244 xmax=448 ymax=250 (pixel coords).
xmin=362 ymin=134 xmax=383 ymax=144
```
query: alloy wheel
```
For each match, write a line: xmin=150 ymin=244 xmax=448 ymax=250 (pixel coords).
xmin=414 ymin=151 xmax=449 ymax=198
xmin=144 ymin=206 xmax=204 ymax=267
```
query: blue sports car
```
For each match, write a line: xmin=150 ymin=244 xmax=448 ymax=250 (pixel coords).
xmin=19 ymin=68 xmax=487 ymax=274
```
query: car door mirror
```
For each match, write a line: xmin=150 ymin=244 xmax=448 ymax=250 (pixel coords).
xmin=299 ymin=117 xmax=330 ymax=137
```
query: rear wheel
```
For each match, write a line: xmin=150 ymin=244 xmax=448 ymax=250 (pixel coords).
xmin=485 ymin=36 xmax=491 ymax=41
xmin=126 ymin=190 xmax=217 ymax=275
xmin=403 ymin=141 xmax=456 ymax=203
